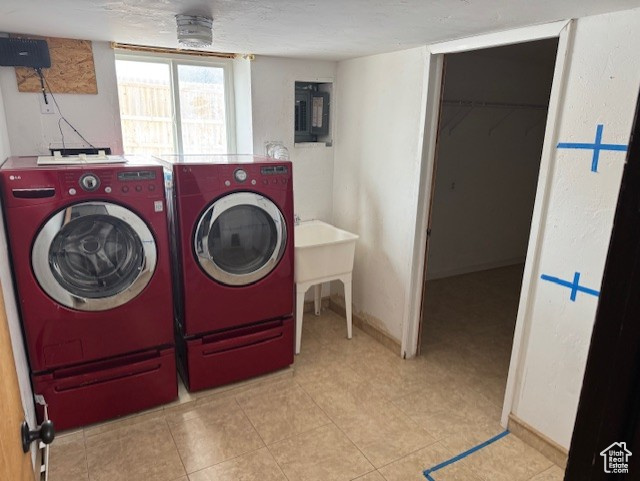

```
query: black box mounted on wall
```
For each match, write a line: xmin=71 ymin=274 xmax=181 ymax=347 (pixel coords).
xmin=295 ymin=81 xmax=330 ymax=143
xmin=0 ymin=38 xmax=51 ymax=68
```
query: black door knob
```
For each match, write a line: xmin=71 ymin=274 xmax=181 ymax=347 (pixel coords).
xmin=21 ymin=419 xmax=55 ymax=453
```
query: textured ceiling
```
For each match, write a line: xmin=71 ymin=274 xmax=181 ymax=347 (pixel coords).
xmin=1 ymin=0 xmax=639 ymax=60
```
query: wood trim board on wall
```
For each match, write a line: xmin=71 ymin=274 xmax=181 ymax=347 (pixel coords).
xmin=329 ymin=297 xmax=402 ymax=355
xmin=13 ymin=35 xmax=97 ymax=94
xmin=508 ymin=414 xmax=568 ymax=468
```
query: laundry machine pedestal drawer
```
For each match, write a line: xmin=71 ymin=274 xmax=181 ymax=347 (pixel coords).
xmin=181 ymin=317 xmax=294 ymax=392
xmin=33 ymin=347 xmax=177 ymax=431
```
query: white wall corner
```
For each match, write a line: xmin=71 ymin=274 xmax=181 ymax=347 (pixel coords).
xmin=250 ymin=56 xmax=337 ymax=222
xmin=0 ymin=85 xmax=37 ymax=447
xmin=401 ymin=49 xmax=438 ymax=358
xmin=0 ymin=41 xmax=123 ymax=156
xmin=333 ymin=46 xmax=431 ymax=344
xmin=233 ymin=56 xmax=254 ymax=154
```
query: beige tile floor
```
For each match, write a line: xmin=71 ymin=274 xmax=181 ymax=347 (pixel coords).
xmin=48 ymin=265 xmax=564 ymax=481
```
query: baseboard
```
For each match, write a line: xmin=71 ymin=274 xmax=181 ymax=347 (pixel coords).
xmin=303 ymin=297 xmax=330 ymax=314
xmin=328 ymin=298 xmax=401 ymax=356
xmin=426 ymin=257 xmax=526 ymax=280
xmin=33 ymin=445 xmax=42 ymax=481
xmin=508 ymin=414 xmax=568 ymax=468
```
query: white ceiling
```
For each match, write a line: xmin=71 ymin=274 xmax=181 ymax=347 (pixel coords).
xmin=1 ymin=0 xmax=640 ymax=60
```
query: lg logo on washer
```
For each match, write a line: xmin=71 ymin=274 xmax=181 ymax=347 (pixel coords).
xmin=8 ymin=175 xmax=22 ymax=180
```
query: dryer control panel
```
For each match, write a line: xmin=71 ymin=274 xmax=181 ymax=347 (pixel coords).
xmin=174 ymin=161 xmax=292 ymax=197
xmin=223 ymin=165 xmax=289 ymax=189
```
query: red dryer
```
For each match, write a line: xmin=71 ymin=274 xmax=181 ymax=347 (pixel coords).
xmin=0 ymin=156 xmax=177 ymax=430
xmin=158 ymin=155 xmax=294 ymax=391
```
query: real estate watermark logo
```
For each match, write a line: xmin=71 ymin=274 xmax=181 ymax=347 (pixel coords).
xmin=600 ymin=442 xmax=632 ymax=474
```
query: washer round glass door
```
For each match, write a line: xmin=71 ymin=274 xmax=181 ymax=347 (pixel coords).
xmin=32 ymin=201 xmax=157 ymax=311
xmin=195 ymin=192 xmax=287 ymax=286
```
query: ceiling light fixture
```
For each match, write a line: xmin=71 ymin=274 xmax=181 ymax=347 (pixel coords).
xmin=176 ymin=15 xmax=213 ymax=48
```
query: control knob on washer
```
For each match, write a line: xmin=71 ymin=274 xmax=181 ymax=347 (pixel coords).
xmin=79 ymin=174 xmax=100 ymax=192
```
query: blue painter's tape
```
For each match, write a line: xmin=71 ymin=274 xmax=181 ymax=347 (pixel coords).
xmin=556 ymin=124 xmax=628 ymax=172
xmin=423 ymin=430 xmax=510 ymax=480
xmin=540 ymin=272 xmax=600 ymax=302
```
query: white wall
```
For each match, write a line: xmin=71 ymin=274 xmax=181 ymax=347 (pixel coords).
xmin=427 ymin=45 xmax=556 ymax=278
xmin=0 ymin=41 xmax=123 ymax=155
xmin=0 ymin=79 xmax=11 ymax=161
xmin=250 ymin=56 xmax=336 ymax=222
xmin=334 ymin=7 xmax=640 ymax=450
xmin=333 ymin=47 xmax=429 ymax=341
xmin=510 ymin=8 xmax=640 ymax=449
xmin=0 ymin=49 xmax=336 ymax=221
xmin=0 ymin=85 xmax=37 ymax=440
xmin=0 ymin=41 xmax=121 ymax=461
xmin=233 ymin=57 xmax=254 ymax=154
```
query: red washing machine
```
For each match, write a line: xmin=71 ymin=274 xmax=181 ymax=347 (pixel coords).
xmin=157 ymin=155 xmax=294 ymax=391
xmin=0 ymin=156 xmax=177 ymax=430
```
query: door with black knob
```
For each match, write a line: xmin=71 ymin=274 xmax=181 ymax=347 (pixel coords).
xmin=0 ymin=280 xmax=33 ymax=481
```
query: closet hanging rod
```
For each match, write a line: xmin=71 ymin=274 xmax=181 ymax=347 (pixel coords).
xmin=442 ymin=100 xmax=548 ymax=110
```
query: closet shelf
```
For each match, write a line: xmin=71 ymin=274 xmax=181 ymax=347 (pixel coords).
xmin=442 ymin=100 xmax=548 ymax=110
xmin=441 ymin=100 xmax=548 ymax=134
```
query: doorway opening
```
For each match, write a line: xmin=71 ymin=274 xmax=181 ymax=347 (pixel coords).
xmin=418 ymin=39 xmax=559 ymax=410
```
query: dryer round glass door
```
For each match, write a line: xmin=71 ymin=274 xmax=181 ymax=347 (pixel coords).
xmin=195 ymin=192 xmax=287 ymax=286
xmin=32 ymin=201 xmax=157 ymax=311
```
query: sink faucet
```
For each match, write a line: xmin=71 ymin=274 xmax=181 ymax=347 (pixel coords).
xmin=294 ymin=214 xmax=301 ymax=226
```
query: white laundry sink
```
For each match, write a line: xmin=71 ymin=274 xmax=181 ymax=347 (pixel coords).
xmin=294 ymin=220 xmax=359 ymax=284
xmin=294 ymin=220 xmax=359 ymax=354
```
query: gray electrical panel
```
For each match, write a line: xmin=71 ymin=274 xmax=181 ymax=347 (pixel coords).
xmin=295 ymin=82 xmax=330 ymax=143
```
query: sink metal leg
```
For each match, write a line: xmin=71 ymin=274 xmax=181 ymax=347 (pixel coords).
xmin=295 ymin=288 xmax=306 ymax=354
xmin=314 ymin=284 xmax=322 ymax=315
xmin=343 ymin=275 xmax=353 ymax=340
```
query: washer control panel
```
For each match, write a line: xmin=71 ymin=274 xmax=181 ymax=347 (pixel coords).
xmin=59 ymin=168 xmax=163 ymax=199
xmin=234 ymin=168 xmax=248 ymax=183
xmin=1 ymin=160 xmax=165 ymax=207
xmin=260 ymin=165 xmax=289 ymax=175
xmin=117 ymin=170 xmax=157 ymax=182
